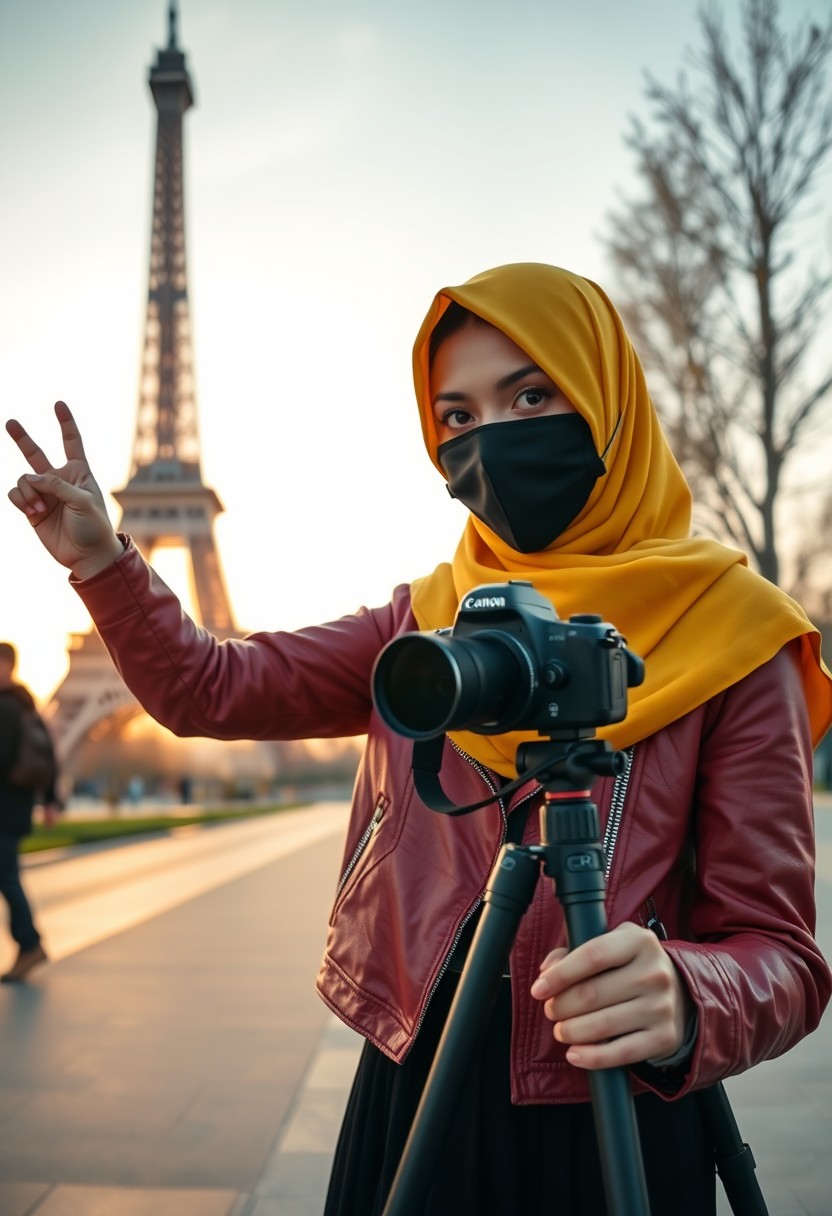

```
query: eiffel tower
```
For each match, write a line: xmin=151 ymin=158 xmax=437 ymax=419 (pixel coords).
xmin=46 ymin=3 xmax=237 ymax=776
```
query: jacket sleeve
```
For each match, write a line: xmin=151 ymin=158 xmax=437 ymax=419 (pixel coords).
xmin=70 ymin=536 xmax=402 ymax=741
xmin=654 ymin=643 xmax=831 ymax=1096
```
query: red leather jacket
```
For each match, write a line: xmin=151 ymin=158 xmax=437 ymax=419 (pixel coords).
xmin=74 ymin=539 xmax=830 ymax=1104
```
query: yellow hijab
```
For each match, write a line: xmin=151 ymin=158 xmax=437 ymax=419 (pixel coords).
xmin=409 ymin=263 xmax=832 ymax=777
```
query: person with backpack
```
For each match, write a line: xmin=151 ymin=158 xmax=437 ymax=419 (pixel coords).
xmin=0 ymin=641 xmax=59 ymax=982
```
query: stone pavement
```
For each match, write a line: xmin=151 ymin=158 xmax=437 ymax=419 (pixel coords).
xmin=0 ymin=805 xmax=362 ymax=1216
xmin=0 ymin=799 xmax=830 ymax=1216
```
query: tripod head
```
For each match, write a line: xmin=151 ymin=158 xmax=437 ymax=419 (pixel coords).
xmin=410 ymin=728 xmax=627 ymax=817
xmin=517 ymin=731 xmax=627 ymax=790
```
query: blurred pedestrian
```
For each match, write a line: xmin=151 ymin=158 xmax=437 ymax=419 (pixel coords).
xmin=0 ymin=641 xmax=59 ymax=982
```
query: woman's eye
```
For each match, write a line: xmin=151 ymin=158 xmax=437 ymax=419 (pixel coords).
xmin=515 ymin=386 xmax=549 ymax=409
xmin=440 ymin=407 xmax=475 ymax=429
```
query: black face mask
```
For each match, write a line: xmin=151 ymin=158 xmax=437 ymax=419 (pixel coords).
xmin=437 ymin=414 xmax=606 ymax=553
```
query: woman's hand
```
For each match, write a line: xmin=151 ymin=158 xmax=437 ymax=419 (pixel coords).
xmin=6 ymin=401 xmax=124 ymax=580
xmin=530 ymin=922 xmax=693 ymax=1070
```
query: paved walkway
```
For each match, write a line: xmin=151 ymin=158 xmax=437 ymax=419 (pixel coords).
xmin=0 ymin=805 xmax=362 ymax=1216
xmin=0 ymin=798 xmax=830 ymax=1215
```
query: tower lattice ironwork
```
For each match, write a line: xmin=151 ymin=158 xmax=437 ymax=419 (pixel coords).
xmin=46 ymin=3 xmax=237 ymax=775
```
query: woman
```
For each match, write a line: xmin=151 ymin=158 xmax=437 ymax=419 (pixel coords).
xmin=7 ymin=262 xmax=832 ymax=1215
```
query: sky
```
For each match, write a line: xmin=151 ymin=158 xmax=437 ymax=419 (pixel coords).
xmin=1 ymin=0 xmax=830 ymax=705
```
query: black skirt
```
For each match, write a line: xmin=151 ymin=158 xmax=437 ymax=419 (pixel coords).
xmin=324 ymin=970 xmax=716 ymax=1216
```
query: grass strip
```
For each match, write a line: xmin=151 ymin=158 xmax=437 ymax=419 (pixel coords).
xmin=21 ymin=802 xmax=304 ymax=854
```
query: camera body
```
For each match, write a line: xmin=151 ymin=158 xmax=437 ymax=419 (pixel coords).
xmin=371 ymin=580 xmax=644 ymax=740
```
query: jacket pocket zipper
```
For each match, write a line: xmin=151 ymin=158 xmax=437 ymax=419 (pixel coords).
xmin=644 ymin=895 xmax=668 ymax=941
xmin=335 ymin=795 xmax=386 ymax=898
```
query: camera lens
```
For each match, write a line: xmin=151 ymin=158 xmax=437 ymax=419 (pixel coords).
xmin=372 ymin=631 xmax=534 ymax=739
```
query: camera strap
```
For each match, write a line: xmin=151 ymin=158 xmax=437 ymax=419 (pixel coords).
xmin=411 ymin=735 xmax=550 ymax=816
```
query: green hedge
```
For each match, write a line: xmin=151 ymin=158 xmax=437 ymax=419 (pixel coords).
xmin=22 ymin=803 xmax=302 ymax=854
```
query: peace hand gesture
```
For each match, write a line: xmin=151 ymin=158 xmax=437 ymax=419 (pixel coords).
xmin=6 ymin=401 xmax=124 ymax=580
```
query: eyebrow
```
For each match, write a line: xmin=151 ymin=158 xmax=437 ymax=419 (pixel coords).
xmin=432 ymin=363 xmax=543 ymax=407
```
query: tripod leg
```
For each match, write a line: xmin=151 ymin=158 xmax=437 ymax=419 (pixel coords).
xmin=698 ymin=1084 xmax=769 ymax=1215
xmin=542 ymin=792 xmax=652 ymax=1216
xmin=381 ymin=845 xmax=540 ymax=1216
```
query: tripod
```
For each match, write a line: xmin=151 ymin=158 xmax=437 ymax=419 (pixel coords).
xmin=381 ymin=733 xmax=652 ymax=1216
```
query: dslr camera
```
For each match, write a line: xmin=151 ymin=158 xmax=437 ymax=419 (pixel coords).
xmin=372 ymin=580 xmax=644 ymax=740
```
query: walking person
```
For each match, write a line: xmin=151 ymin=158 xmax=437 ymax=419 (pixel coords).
xmin=0 ymin=642 xmax=58 ymax=982
xmin=6 ymin=262 xmax=832 ymax=1213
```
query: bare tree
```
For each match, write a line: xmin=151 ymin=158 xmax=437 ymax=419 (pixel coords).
xmin=605 ymin=0 xmax=832 ymax=592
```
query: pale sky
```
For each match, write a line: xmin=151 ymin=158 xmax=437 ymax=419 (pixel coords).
xmin=1 ymin=0 xmax=830 ymax=703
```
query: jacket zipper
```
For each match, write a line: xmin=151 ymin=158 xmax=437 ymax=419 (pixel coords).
xmin=602 ymin=745 xmax=635 ymax=884
xmin=448 ymin=737 xmax=509 ymax=838
xmin=335 ymin=795 xmax=385 ymax=898
xmin=414 ymin=742 xmax=508 ymax=1036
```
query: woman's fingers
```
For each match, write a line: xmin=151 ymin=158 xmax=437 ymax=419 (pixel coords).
xmin=5 ymin=418 xmax=55 ymax=475
xmin=5 ymin=401 xmax=88 ymax=474
xmin=537 ymin=947 xmax=568 ymax=971
xmin=547 ymin=972 xmax=675 ymax=1043
xmin=560 ymin=1029 xmax=671 ymax=1072
xmin=532 ymin=925 xmax=638 ymax=1001
xmin=26 ymin=471 xmax=88 ymax=504
xmin=10 ymin=470 xmax=88 ymax=522
xmin=10 ymin=474 xmax=49 ymax=518
xmin=8 ymin=483 xmax=44 ymax=519
xmin=54 ymin=400 xmax=89 ymax=463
